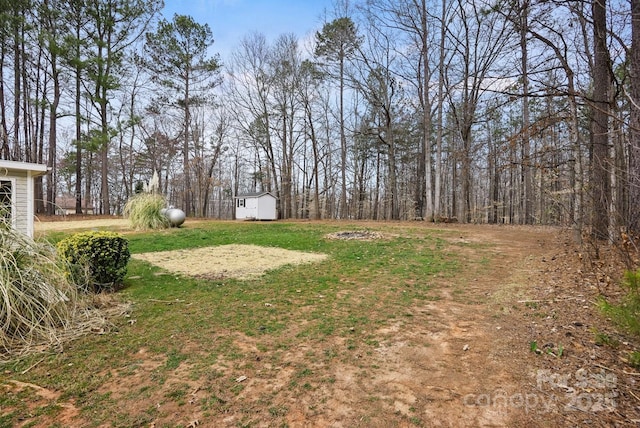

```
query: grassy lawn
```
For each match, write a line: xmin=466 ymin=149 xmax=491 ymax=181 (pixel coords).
xmin=0 ymin=220 xmax=463 ymax=427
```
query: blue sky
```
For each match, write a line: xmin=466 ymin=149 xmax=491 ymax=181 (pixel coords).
xmin=162 ymin=0 xmax=334 ymax=61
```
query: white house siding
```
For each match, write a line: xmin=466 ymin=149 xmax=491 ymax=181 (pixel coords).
xmin=10 ymin=172 xmax=28 ymax=234
xmin=0 ymin=160 xmax=48 ymax=237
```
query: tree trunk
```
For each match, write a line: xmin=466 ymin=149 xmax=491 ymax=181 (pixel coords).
xmin=420 ymin=0 xmax=433 ymax=221
xmin=629 ymin=0 xmax=640 ymax=234
xmin=70 ymin=3 xmax=83 ymax=214
xmin=434 ymin=0 xmax=447 ymax=221
xmin=46 ymin=56 xmax=60 ymax=215
xmin=100 ymin=88 xmax=110 ymax=214
xmin=183 ymin=76 xmax=192 ymax=216
xmin=386 ymin=131 xmax=399 ymax=220
xmin=13 ymin=5 xmax=21 ymax=160
xmin=591 ymin=0 xmax=611 ymax=240
xmin=308 ymin=104 xmax=321 ymax=220
xmin=44 ymin=2 xmax=61 ymax=215
xmin=339 ymin=54 xmax=348 ymax=219
xmin=75 ymin=47 xmax=83 ymax=214
xmin=613 ymin=109 xmax=627 ymax=231
xmin=520 ymin=0 xmax=533 ymax=224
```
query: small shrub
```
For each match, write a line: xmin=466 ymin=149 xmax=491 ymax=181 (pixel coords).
xmin=57 ymin=231 xmax=130 ymax=292
xmin=592 ymin=328 xmax=620 ymax=347
xmin=629 ymin=351 xmax=640 ymax=369
xmin=0 ymin=226 xmax=77 ymax=354
xmin=123 ymin=193 xmax=169 ymax=230
xmin=624 ymin=269 xmax=640 ymax=294
xmin=599 ymin=269 xmax=640 ymax=336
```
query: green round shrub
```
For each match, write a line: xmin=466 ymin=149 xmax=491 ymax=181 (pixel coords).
xmin=57 ymin=231 xmax=130 ymax=292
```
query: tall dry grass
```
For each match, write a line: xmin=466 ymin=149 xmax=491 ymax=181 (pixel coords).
xmin=123 ymin=193 xmax=169 ymax=230
xmin=0 ymin=224 xmax=78 ymax=357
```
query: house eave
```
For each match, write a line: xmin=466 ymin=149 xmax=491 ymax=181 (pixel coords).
xmin=0 ymin=160 xmax=50 ymax=177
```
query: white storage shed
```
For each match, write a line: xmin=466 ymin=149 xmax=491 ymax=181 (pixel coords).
xmin=234 ymin=192 xmax=277 ymax=220
xmin=0 ymin=160 xmax=49 ymax=237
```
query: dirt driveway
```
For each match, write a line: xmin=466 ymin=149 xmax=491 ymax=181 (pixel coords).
xmin=411 ymin=224 xmax=635 ymax=427
xmin=214 ymin=223 xmax=635 ymax=427
xmin=14 ymin=221 xmax=640 ymax=426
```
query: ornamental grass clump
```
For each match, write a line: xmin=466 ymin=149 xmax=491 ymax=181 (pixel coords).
xmin=0 ymin=224 xmax=77 ymax=356
xmin=123 ymin=193 xmax=169 ymax=230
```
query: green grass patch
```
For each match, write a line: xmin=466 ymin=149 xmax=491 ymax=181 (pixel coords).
xmin=0 ymin=220 xmax=472 ymax=426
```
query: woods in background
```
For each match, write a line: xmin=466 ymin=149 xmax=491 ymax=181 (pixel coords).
xmin=1 ymin=0 xmax=638 ymax=241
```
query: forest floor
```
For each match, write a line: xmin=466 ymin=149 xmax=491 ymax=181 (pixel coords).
xmin=10 ymin=218 xmax=640 ymax=426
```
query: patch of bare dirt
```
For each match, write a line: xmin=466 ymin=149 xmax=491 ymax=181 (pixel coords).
xmin=325 ymin=230 xmax=386 ymax=240
xmin=1 ymin=380 xmax=80 ymax=427
xmin=432 ymin=224 xmax=640 ymax=427
xmin=132 ymin=244 xmax=327 ymax=280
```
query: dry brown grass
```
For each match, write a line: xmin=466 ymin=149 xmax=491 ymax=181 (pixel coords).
xmin=132 ymin=244 xmax=327 ymax=280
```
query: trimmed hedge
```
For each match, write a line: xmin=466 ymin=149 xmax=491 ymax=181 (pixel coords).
xmin=57 ymin=231 xmax=130 ymax=292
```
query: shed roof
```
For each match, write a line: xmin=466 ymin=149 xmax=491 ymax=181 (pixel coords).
xmin=235 ymin=191 xmax=277 ymax=199
xmin=0 ymin=160 xmax=49 ymax=177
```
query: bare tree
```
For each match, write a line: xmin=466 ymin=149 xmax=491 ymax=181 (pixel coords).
xmin=315 ymin=16 xmax=360 ymax=219
xmin=352 ymin=18 xmax=404 ymax=220
xmin=445 ymin=0 xmax=512 ymax=222
xmin=521 ymin=1 xmax=586 ymax=238
xmin=365 ymin=0 xmax=437 ymax=220
xmin=269 ymin=33 xmax=304 ymax=219
xmin=629 ymin=0 xmax=640 ymax=235
xmin=518 ymin=0 xmax=534 ymax=224
xmin=227 ymin=33 xmax=280 ymax=210
xmin=591 ymin=0 xmax=612 ymax=240
xmin=298 ymin=60 xmax=325 ymax=220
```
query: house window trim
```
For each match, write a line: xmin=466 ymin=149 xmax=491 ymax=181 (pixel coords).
xmin=237 ymin=198 xmax=245 ymax=208
xmin=0 ymin=178 xmax=16 ymax=228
